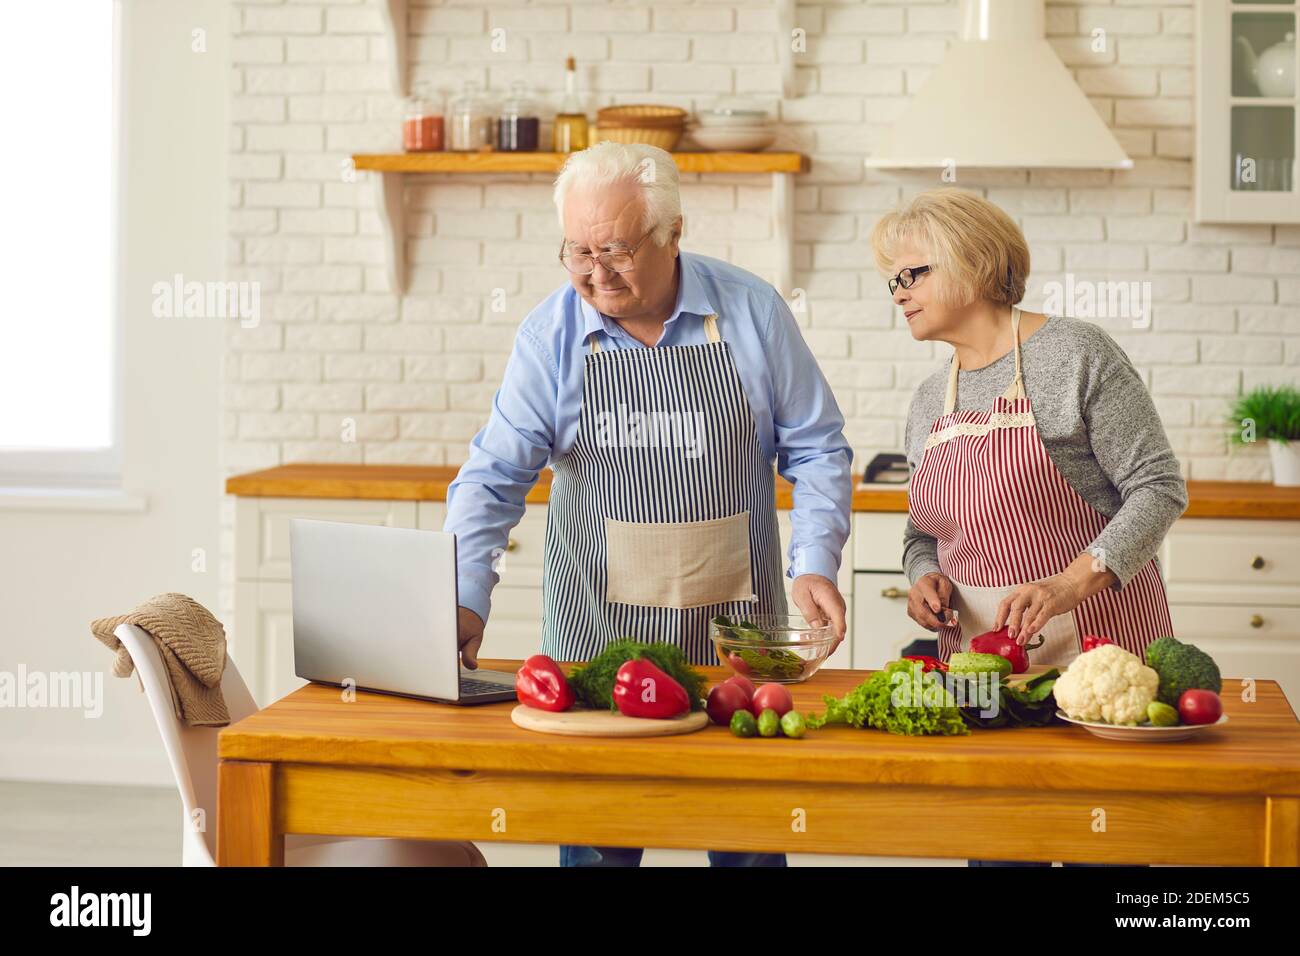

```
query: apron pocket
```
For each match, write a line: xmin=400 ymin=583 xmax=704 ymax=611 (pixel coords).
xmin=604 ymin=511 xmax=755 ymax=610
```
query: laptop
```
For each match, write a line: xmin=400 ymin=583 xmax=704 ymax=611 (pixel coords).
xmin=289 ymin=518 xmax=516 ymax=704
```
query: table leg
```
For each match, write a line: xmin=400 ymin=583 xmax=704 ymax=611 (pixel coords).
xmin=217 ymin=760 xmax=283 ymax=867
xmin=1265 ymin=796 xmax=1300 ymax=867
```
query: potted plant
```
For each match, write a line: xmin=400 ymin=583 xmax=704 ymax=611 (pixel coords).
xmin=1229 ymin=385 xmax=1300 ymax=486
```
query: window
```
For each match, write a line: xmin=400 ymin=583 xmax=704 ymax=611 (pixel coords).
xmin=0 ymin=3 xmax=119 ymax=487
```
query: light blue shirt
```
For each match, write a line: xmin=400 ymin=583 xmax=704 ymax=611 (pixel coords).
xmin=444 ymin=251 xmax=853 ymax=624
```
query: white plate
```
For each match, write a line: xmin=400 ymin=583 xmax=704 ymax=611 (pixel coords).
xmin=1055 ymin=711 xmax=1228 ymax=742
xmin=689 ymin=127 xmax=777 ymax=152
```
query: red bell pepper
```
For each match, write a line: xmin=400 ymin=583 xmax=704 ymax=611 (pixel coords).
xmin=902 ymin=655 xmax=947 ymax=673
xmin=515 ymin=654 xmax=575 ymax=712
xmin=613 ymin=658 xmax=690 ymax=719
xmin=1081 ymin=634 xmax=1115 ymax=653
xmin=968 ymin=627 xmax=1044 ymax=674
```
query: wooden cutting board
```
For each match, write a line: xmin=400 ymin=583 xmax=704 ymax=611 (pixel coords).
xmin=511 ymin=705 xmax=710 ymax=737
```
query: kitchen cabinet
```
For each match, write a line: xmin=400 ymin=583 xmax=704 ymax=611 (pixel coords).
xmin=230 ymin=494 xmax=857 ymax=705
xmin=1162 ymin=518 xmax=1300 ymax=701
xmin=1195 ymin=0 xmax=1300 ymax=222
xmin=852 ymin=512 xmax=935 ymax=668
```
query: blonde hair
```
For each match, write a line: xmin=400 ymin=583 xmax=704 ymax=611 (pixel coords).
xmin=553 ymin=141 xmax=682 ymax=246
xmin=869 ymin=188 xmax=1029 ymax=308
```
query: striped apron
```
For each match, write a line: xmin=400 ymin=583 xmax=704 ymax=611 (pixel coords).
xmin=540 ymin=312 xmax=787 ymax=666
xmin=909 ymin=307 xmax=1174 ymax=667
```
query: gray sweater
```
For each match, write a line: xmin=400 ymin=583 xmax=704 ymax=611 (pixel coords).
xmin=902 ymin=314 xmax=1188 ymax=589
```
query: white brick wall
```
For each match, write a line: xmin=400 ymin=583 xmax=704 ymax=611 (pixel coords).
xmin=223 ymin=0 xmax=1300 ymax=620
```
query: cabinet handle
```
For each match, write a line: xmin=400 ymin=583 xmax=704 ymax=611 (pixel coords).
xmin=505 ymin=538 xmax=519 ymax=552
xmin=880 ymin=587 xmax=907 ymax=599
xmin=1251 ymin=555 xmax=1265 ymax=570
xmin=1250 ymin=614 xmax=1264 ymax=629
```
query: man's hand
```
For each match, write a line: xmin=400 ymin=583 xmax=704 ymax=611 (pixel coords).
xmin=457 ymin=606 xmax=485 ymax=669
xmin=791 ymin=573 xmax=847 ymax=653
xmin=907 ymin=572 xmax=955 ymax=631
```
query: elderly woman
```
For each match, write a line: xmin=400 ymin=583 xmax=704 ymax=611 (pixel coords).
xmin=871 ymin=188 xmax=1186 ymax=669
xmin=444 ymin=141 xmax=853 ymax=867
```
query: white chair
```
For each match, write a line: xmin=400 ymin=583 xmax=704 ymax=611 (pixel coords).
xmin=114 ymin=623 xmax=486 ymax=867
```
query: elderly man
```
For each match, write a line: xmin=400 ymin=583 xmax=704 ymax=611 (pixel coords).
xmin=443 ymin=141 xmax=852 ymax=867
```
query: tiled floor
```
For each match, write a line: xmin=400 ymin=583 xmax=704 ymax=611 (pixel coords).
xmin=0 ymin=780 xmax=961 ymax=866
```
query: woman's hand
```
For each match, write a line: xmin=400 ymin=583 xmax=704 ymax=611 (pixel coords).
xmin=993 ymin=577 xmax=1081 ymax=643
xmin=994 ymin=553 xmax=1117 ymax=642
xmin=907 ymin=572 xmax=955 ymax=631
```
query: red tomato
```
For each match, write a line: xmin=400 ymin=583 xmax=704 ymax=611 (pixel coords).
xmin=750 ymin=682 xmax=794 ymax=718
xmin=723 ymin=674 xmax=756 ymax=701
xmin=706 ymin=683 xmax=751 ymax=726
xmin=1178 ymin=689 xmax=1222 ymax=725
xmin=727 ymin=653 xmax=751 ymax=675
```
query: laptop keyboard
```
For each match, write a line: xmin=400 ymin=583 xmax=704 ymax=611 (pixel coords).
xmin=460 ymin=676 xmax=513 ymax=696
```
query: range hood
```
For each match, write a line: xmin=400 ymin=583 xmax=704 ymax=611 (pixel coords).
xmin=864 ymin=0 xmax=1132 ymax=170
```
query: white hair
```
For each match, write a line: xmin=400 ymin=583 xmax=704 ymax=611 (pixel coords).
xmin=552 ymin=141 xmax=682 ymax=246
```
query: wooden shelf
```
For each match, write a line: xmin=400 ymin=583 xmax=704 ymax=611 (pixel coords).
xmin=352 ymin=151 xmax=810 ymax=296
xmin=352 ymin=151 xmax=809 ymax=175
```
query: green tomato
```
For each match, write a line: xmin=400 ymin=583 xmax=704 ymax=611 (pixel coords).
xmin=1147 ymin=701 xmax=1179 ymax=727
xmin=757 ymin=708 xmax=780 ymax=738
xmin=780 ymin=711 xmax=807 ymax=739
xmin=730 ymin=709 xmax=758 ymax=738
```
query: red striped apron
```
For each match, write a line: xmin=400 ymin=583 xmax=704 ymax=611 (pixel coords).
xmin=908 ymin=308 xmax=1174 ymax=667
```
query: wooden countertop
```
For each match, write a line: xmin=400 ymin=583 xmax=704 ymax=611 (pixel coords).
xmin=224 ymin=463 xmax=1300 ymax=520
xmin=220 ymin=661 xmax=1300 ymax=799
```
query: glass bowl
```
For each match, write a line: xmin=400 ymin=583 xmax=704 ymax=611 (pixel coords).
xmin=710 ymin=613 xmax=836 ymax=685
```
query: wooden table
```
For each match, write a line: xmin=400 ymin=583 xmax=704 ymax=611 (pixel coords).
xmin=217 ymin=662 xmax=1300 ymax=866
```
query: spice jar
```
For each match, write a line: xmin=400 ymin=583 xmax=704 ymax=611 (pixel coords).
xmin=448 ymin=80 xmax=495 ymax=151
xmin=402 ymin=90 xmax=443 ymax=152
xmin=497 ymin=81 xmax=540 ymax=152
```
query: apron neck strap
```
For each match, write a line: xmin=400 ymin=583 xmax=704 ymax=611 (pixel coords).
xmin=588 ymin=312 xmax=720 ymax=354
xmin=942 ymin=305 xmax=1025 ymax=416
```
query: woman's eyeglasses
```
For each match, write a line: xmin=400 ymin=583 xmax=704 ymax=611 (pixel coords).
xmin=559 ymin=230 xmax=653 ymax=275
xmin=888 ymin=264 xmax=932 ymax=295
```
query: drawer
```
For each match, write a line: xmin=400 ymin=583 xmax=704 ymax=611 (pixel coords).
xmin=1169 ymin=603 xmax=1300 ymax=705
xmin=852 ymin=512 xmax=909 ymax=572
xmin=416 ymin=501 xmax=447 ymax=530
xmin=1163 ymin=519 xmax=1300 ymax=605
xmin=852 ymin=571 xmax=932 ymax=669
xmin=483 ymin=507 xmax=548 ymax=589
xmin=776 ymin=508 xmax=854 ymax=593
xmin=482 ymin=586 xmax=544 ymax=661
xmin=234 ymin=580 xmax=307 ymax=708
xmin=235 ymin=497 xmax=418 ymax=582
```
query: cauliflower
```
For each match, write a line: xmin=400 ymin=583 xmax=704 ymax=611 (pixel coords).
xmin=1053 ymin=644 xmax=1158 ymax=725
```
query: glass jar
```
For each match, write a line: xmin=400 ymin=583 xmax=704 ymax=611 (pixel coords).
xmin=402 ymin=90 xmax=443 ymax=152
xmin=497 ymin=81 xmax=540 ymax=152
xmin=447 ymin=80 xmax=495 ymax=151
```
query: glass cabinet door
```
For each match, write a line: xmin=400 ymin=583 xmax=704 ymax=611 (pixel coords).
xmin=1198 ymin=1 xmax=1300 ymax=221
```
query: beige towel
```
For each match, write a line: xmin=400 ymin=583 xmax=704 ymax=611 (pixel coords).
xmin=91 ymin=593 xmax=229 ymax=727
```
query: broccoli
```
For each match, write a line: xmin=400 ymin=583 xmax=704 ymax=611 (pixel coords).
xmin=948 ymin=652 xmax=1013 ymax=678
xmin=1144 ymin=636 xmax=1221 ymax=706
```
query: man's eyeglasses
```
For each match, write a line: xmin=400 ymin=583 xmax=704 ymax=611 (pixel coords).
xmin=559 ymin=230 xmax=654 ymax=275
xmin=888 ymin=264 xmax=933 ymax=295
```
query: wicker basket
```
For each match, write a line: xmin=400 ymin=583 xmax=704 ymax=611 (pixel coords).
xmin=592 ymin=124 xmax=683 ymax=150
xmin=596 ymin=104 xmax=688 ymax=126
xmin=592 ymin=104 xmax=686 ymax=150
